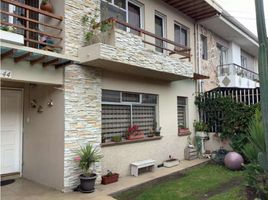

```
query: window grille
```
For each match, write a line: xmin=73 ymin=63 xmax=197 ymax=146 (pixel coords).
xmin=177 ymin=97 xmax=187 ymax=128
xmin=133 ymin=105 xmax=156 ymax=134
xmin=102 ymin=104 xmax=131 ymax=138
xmin=101 ymin=90 xmax=158 ymax=140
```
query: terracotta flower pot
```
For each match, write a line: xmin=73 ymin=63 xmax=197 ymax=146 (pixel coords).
xmin=40 ymin=2 xmax=53 ymax=13
xmin=101 ymin=173 xmax=119 ymax=185
xmin=127 ymin=133 xmax=144 ymax=140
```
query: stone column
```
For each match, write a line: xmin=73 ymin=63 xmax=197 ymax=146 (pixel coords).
xmin=63 ymin=0 xmax=102 ymax=191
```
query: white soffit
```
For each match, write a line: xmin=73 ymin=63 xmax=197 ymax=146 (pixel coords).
xmin=199 ymin=15 xmax=259 ymax=57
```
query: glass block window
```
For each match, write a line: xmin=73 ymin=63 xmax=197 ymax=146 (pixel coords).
xmin=101 ymin=90 xmax=158 ymax=140
xmin=177 ymin=97 xmax=187 ymax=128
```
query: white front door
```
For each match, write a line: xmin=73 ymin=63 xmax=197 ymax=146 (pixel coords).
xmin=1 ymin=89 xmax=23 ymax=175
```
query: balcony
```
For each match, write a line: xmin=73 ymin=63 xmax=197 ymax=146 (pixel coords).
xmin=79 ymin=18 xmax=194 ymax=81
xmin=0 ymin=0 xmax=63 ymax=52
xmin=217 ymin=63 xmax=259 ymax=88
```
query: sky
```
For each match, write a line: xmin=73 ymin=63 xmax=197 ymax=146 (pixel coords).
xmin=215 ymin=0 xmax=268 ymax=36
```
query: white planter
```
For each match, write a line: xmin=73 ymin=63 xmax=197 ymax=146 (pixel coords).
xmin=196 ymin=131 xmax=207 ymax=138
xmin=196 ymin=131 xmax=207 ymax=154
xmin=163 ymin=159 xmax=180 ymax=168
xmin=0 ymin=30 xmax=24 ymax=45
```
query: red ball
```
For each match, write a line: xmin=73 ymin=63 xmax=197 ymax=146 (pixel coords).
xmin=224 ymin=152 xmax=244 ymax=170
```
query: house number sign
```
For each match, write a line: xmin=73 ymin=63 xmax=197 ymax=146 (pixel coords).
xmin=0 ymin=69 xmax=12 ymax=79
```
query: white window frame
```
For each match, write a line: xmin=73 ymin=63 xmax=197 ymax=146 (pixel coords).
xmin=126 ymin=0 xmax=144 ymax=30
xmin=200 ymin=34 xmax=208 ymax=60
xmin=154 ymin=11 xmax=167 ymax=53
xmin=174 ymin=21 xmax=189 ymax=47
xmin=177 ymin=96 xmax=189 ymax=128
xmin=241 ymin=55 xmax=248 ymax=68
xmin=102 ymin=90 xmax=159 ymax=134
xmin=101 ymin=0 xmax=144 ymax=31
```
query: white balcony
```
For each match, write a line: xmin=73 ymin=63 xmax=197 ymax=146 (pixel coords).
xmin=217 ymin=63 xmax=259 ymax=88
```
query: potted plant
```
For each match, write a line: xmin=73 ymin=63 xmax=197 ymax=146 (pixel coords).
xmin=178 ymin=124 xmax=190 ymax=136
xmin=0 ymin=25 xmax=24 ymax=45
xmin=126 ymin=125 xmax=144 ymax=140
xmin=154 ymin=126 xmax=161 ymax=136
xmin=111 ymin=135 xmax=122 ymax=142
xmin=101 ymin=170 xmax=119 ymax=185
xmin=163 ymin=155 xmax=180 ymax=168
xmin=40 ymin=0 xmax=53 ymax=13
xmin=101 ymin=135 xmax=106 ymax=143
xmin=75 ymin=144 xmax=103 ymax=193
xmin=148 ymin=128 xmax=155 ymax=137
xmin=194 ymin=121 xmax=208 ymax=138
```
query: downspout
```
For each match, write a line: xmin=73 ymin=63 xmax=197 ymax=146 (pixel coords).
xmin=194 ymin=22 xmax=201 ymax=93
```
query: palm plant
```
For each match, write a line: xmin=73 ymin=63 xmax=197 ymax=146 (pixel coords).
xmin=242 ymin=110 xmax=268 ymax=197
xmin=77 ymin=144 xmax=103 ymax=176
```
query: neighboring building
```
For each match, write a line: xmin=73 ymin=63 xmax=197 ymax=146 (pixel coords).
xmin=196 ymin=8 xmax=259 ymax=91
xmin=0 ymin=0 xmax=257 ymax=192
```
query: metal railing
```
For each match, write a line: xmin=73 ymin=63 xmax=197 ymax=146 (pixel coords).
xmin=217 ymin=63 xmax=259 ymax=82
xmin=96 ymin=18 xmax=191 ymax=61
xmin=0 ymin=0 xmax=63 ymax=51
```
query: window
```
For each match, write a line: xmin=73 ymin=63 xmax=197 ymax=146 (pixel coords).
xmin=241 ymin=55 xmax=247 ymax=68
xmin=177 ymin=97 xmax=188 ymax=128
xmin=102 ymin=90 xmax=158 ymax=140
xmin=128 ymin=1 xmax=143 ymax=35
xmin=217 ymin=43 xmax=228 ymax=66
xmin=155 ymin=12 xmax=166 ymax=53
xmin=101 ymin=0 xmax=127 ymax=30
xmin=174 ymin=23 xmax=189 ymax=47
xmin=101 ymin=0 xmax=143 ymax=32
xmin=200 ymin=35 xmax=208 ymax=60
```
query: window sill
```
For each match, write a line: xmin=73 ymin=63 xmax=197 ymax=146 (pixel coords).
xmin=101 ymin=136 xmax=163 ymax=147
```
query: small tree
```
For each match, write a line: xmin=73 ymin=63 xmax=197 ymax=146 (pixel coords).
xmin=76 ymin=144 xmax=103 ymax=176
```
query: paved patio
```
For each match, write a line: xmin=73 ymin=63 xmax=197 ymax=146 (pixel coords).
xmin=1 ymin=159 xmax=207 ymax=200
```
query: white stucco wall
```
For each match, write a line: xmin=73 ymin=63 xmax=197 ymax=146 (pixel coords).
xmin=100 ymin=71 xmax=197 ymax=176
xmin=1 ymin=81 xmax=65 ymax=190
xmin=229 ymin=42 xmax=241 ymax=65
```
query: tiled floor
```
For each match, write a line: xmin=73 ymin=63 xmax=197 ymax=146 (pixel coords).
xmin=1 ymin=159 xmax=208 ymax=200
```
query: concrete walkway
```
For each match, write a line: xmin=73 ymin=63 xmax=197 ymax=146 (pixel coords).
xmin=1 ymin=159 xmax=207 ymax=200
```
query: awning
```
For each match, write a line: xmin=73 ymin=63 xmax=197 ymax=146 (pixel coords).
xmin=1 ymin=42 xmax=78 ymax=68
xmin=162 ymin=0 xmax=221 ymax=21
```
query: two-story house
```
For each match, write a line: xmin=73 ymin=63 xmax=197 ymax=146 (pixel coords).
xmin=0 ymin=0 xmax=256 ymax=192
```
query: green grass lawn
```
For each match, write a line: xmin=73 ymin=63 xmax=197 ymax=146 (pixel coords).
xmin=114 ymin=164 xmax=246 ymax=200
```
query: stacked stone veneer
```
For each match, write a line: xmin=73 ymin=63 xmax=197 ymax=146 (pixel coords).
xmin=64 ymin=65 xmax=102 ymax=191
xmin=198 ymin=25 xmax=229 ymax=91
xmin=82 ymin=29 xmax=193 ymax=78
xmin=63 ymin=0 xmax=102 ymax=191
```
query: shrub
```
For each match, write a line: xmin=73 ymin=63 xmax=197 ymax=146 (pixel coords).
xmin=195 ymin=94 xmax=259 ymax=154
xmin=242 ymin=110 xmax=268 ymax=198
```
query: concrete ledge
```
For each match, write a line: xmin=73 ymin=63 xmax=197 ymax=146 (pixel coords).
xmin=101 ymin=136 xmax=163 ymax=147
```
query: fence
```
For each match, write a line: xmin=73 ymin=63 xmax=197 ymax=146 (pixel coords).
xmin=198 ymin=87 xmax=260 ymax=132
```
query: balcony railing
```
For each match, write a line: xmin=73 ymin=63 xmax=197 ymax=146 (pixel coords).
xmin=0 ymin=0 xmax=63 ymax=51
xmin=217 ymin=63 xmax=259 ymax=82
xmin=96 ymin=18 xmax=191 ymax=61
